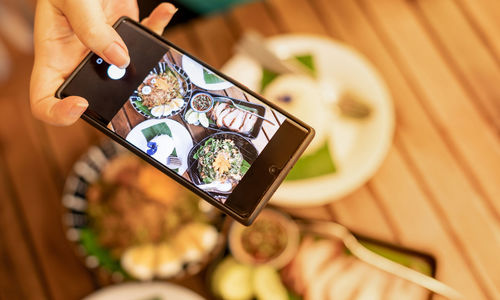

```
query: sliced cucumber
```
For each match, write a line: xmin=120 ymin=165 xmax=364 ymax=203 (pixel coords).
xmin=253 ymin=265 xmax=288 ymax=300
xmin=212 ymin=257 xmax=254 ymax=300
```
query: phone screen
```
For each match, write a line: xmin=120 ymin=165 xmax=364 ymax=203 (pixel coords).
xmin=108 ymin=46 xmax=287 ymax=203
xmin=58 ymin=18 xmax=312 ymax=222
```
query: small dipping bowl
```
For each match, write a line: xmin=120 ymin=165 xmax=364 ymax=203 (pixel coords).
xmin=190 ymin=92 xmax=214 ymax=113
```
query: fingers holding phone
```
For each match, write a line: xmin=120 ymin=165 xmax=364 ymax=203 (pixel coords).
xmin=30 ymin=0 xmax=177 ymax=126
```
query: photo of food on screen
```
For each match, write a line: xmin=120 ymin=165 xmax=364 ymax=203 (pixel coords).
xmin=107 ymin=47 xmax=286 ymax=203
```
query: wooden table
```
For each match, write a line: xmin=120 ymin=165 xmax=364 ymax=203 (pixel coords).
xmin=1 ymin=0 xmax=499 ymax=299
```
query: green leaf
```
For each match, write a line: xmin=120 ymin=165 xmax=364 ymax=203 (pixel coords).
xmin=132 ymin=100 xmax=153 ymax=117
xmin=293 ymin=54 xmax=315 ymax=75
xmin=203 ymin=69 xmax=226 ymax=84
xmin=288 ymin=290 xmax=302 ymax=300
xmin=240 ymin=159 xmax=251 ymax=174
xmin=359 ymin=241 xmax=433 ymax=276
xmin=79 ymin=228 xmax=124 ymax=273
xmin=171 ymin=148 xmax=177 ymax=157
xmin=141 ymin=123 xmax=172 ymax=142
xmin=285 ymin=141 xmax=336 ymax=181
xmin=260 ymin=68 xmax=279 ymax=92
xmin=260 ymin=53 xmax=316 ymax=92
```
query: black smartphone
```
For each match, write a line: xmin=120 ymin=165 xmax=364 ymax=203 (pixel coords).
xmin=56 ymin=17 xmax=314 ymax=225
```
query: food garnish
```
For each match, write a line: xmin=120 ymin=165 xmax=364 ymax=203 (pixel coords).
xmin=194 ymin=138 xmax=247 ymax=185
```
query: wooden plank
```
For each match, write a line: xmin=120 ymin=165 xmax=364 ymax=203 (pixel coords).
xmin=0 ymin=152 xmax=50 ymax=300
xmin=330 ymin=186 xmax=397 ymax=243
xmin=413 ymin=0 xmax=500 ymax=205
xmin=0 ymin=98 xmax=96 ymax=300
xmin=43 ymin=120 xmax=95 ymax=178
xmin=359 ymin=0 xmax=500 ymax=220
xmin=311 ymin=0 xmax=497 ymax=297
xmin=164 ymin=24 xmax=203 ymax=58
xmin=415 ymin=0 xmax=500 ymax=130
xmin=110 ymin=108 xmax=131 ymax=138
xmin=229 ymin=1 xmax=281 ymax=37
xmin=190 ymin=15 xmax=236 ymax=68
xmin=455 ymin=0 xmax=500 ymax=66
xmin=369 ymin=145 xmax=487 ymax=300
xmin=266 ymin=0 xmax=329 ymax=35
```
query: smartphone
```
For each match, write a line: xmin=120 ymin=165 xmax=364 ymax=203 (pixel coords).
xmin=56 ymin=17 xmax=314 ymax=225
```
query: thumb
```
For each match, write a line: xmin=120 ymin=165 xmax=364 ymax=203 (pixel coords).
xmin=31 ymin=95 xmax=89 ymax=126
xmin=56 ymin=0 xmax=130 ymax=68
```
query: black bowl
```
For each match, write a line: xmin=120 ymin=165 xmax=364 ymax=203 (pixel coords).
xmin=187 ymin=132 xmax=259 ymax=196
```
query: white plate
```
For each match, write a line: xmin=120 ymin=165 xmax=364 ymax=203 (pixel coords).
xmin=222 ymin=34 xmax=394 ymax=206
xmin=182 ymin=55 xmax=234 ymax=90
xmin=126 ymin=119 xmax=194 ymax=175
xmin=84 ymin=282 xmax=205 ymax=300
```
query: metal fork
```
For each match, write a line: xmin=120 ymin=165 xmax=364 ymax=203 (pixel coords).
xmin=166 ymin=156 xmax=182 ymax=169
xmin=224 ymin=97 xmax=276 ymax=126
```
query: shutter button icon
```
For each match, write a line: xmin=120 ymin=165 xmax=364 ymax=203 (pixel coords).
xmin=107 ymin=65 xmax=126 ymax=80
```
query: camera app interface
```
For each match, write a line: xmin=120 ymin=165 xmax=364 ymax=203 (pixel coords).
xmin=107 ymin=47 xmax=286 ymax=203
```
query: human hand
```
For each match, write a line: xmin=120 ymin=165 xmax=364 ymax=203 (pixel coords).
xmin=30 ymin=0 xmax=177 ymax=126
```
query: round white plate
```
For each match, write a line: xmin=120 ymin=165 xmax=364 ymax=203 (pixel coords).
xmin=222 ymin=34 xmax=394 ymax=206
xmin=126 ymin=119 xmax=194 ymax=175
xmin=84 ymin=282 xmax=205 ymax=300
xmin=182 ymin=55 xmax=234 ymax=90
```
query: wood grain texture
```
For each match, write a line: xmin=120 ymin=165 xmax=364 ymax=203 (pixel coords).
xmin=357 ymin=0 xmax=500 ymax=296
xmin=0 ymin=149 xmax=49 ymax=300
xmin=412 ymin=0 xmax=500 ymax=212
xmin=0 ymin=98 xmax=96 ymax=300
xmin=313 ymin=0 xmax=499 ymax=298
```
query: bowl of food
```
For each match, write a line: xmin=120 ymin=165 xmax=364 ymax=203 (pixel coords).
xmin=228 ymin=208 xmax=299 ymax=269
xmin=130 ymin=62 xmax=192 ymax=119
xmin=190 ymin=92 xmax=214 ymax=113
xmin=62 ymin=141 xmax=226 ymax=282
xmin=187 ymin=132 xmax=258 ymax=197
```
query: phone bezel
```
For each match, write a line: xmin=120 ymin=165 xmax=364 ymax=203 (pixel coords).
xmin=56 ymin=17 xmax=314 ymax=225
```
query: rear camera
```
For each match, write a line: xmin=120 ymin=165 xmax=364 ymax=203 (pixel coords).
xmin=269 ymin=166 xmax=279 ymax=175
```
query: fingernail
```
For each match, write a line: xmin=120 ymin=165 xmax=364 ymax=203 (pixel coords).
xmin=103 ymin=42 xmax=130 ymax=69
xmin=70 ymin=102 xmax=88 ymax=118
xmin=170 ymin=6 xmax=178 ymax=14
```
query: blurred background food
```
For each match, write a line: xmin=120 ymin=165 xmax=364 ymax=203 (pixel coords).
xmin=1 ymin=0 xmax=500 ymax=300
xmin=62 ymin=143 xmax=224 ymax=282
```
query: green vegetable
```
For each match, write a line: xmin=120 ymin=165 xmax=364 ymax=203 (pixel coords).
xmin=141 ymin=123 xmax=172 ymax=141
xmin=132 ymin=100 xmax=154 ymax=117
xmin=79 ymin=228 xmax=126 ymax=274
xmin=194 ymin=138 xmax=245 ymax=184
xmin=203 ymin=69 xmax=226 ymax=84
xmin=212 ymin=257 xmax=254 ymax=300
xmin=260 ymin=53 xmax=316 ymax=92
xmin=253 ymin=265 xmax=288 ymax=300
xmin=240 ymin=159 xmax=251 ymax=174
xmin=285 ymin=141 xmax=336 ymax=181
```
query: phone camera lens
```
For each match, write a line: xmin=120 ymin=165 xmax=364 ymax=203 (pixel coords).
xmin=269 ymin=166 xmax=279 ymax=175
